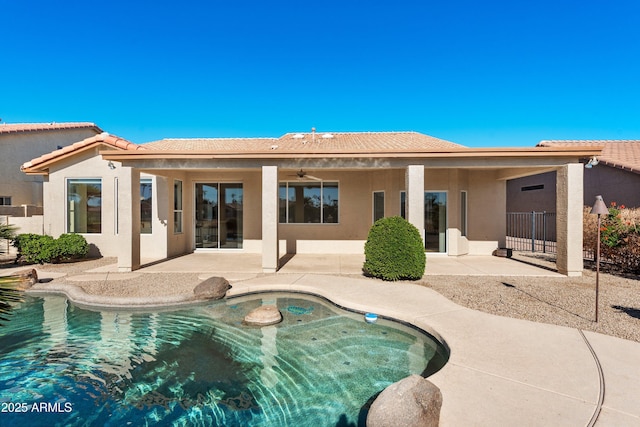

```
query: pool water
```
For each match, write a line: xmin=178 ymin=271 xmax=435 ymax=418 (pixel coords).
xmin=0 ymin=293 xmax=448 ymax=426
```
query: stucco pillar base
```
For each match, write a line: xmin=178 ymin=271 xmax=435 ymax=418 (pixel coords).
xmin=556 ymin=164 xmax=583 ymax=277
xmin=406 ymin=165 xmax=425 ymax=244
xmin=262 ymin=166 xmax=279 ymax=273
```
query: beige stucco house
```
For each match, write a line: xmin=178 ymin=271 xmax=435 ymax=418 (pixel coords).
xmin=22 ymin=130 xmax=601 ymax=276
xmin=0 ymin=122 xmax=102 ymax=213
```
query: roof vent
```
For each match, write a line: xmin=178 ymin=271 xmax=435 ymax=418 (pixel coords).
xmin=293 ymin=133 xmax=304 ymax=139
xmin=322 ymin=133 xmax=334 ymax=139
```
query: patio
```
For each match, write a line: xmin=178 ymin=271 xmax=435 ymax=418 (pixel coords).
xmin=136 ymin=252 xmax=564 ymax=277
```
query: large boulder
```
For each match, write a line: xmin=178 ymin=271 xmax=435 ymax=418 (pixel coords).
xmin=10 ymin=268 xmax=39 ymax=289
xmin=244 ymin=305 xmax=282 ymax=326
xmin=193 ymin=276 xmax=231 ymax=300
xmin=367 ymin=374 xmax=442 ymax=427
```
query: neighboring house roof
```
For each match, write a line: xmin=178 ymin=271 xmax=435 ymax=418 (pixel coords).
xmin=0 ymin=122 xmax=102 ymax=134
xmin=144 ymin=131 xmax=466 ymax=152
xmin=22 ymin=132 xmax=145 ymax=174
xmin=538 ymin=140 xmax=640 ymax=174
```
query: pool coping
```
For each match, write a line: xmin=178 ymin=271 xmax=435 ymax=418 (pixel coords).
xmin=24 ymin=273 xmax=640 ymax=426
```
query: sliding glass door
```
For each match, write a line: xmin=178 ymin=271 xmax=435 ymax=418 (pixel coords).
xmin=195 ymin=183 xmax=243 ymax=249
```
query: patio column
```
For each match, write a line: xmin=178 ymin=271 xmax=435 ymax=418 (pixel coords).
xmin=262 ymin=165 xmax=279 ymax=273
xmin=556 ymin=163 xmax=583 ymax=276
xmin=118 ymin=167 xmax=141 ymax=272
xmin=406 ymin=165 xmax=425 ymax=244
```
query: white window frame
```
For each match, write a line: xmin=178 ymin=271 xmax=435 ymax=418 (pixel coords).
xmin=460 ymin=190 xmax=468 ymax=237
xmin=174 ymin=179 xmax=183 ymax=234
xmin=279 ymin=180 xmax=339 ymax=224
xmin=373 ymin=190 xmax=385 ymax=223
xmin=66 ymin=177 xmax=103 ymax=234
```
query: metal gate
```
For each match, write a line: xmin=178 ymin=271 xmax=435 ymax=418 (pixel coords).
xmin=506 ymin=212 xmax=557 ymax=253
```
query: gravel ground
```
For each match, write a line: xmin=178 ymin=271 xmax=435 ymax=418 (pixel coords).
xmin=4 ymin=253 xmax=639 ymax=343
xmin=419 ymin=253 xmax=640 ymax=343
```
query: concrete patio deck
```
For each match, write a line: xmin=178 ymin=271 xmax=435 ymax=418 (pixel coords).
xmin=135 ymin=252 xmax=564 ymax=277
xmin=13 ymin=253 xmax=640 ymax=426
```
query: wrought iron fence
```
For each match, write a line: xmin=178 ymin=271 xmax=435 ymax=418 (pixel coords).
xmin=506 ymin=212 xmax=557 ymax=253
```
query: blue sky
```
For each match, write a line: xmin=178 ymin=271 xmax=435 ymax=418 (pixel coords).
xmin=2 ymin=0 xmax=640 ymax=147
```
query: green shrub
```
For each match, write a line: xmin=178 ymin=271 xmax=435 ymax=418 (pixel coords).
xmin=13 ymin=233 xmax=89 ymax=264
xmin=363 ymin=216 xmax=426 ymax=281
xmin=53 ymin=233 xmax=89 ymax=261
xmin=13 ymin=234 xmax=56 ymax=264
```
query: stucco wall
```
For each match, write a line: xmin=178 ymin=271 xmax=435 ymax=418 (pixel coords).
xmin=45 ymin=150 xmax=169 ymax=260
xmin=1 ymin=128 xmax=99 ymax=206
xmin=507 ymin=165 xmax=640 ymax=211
xmin=467 ymin=170 xmax=506 ymax=252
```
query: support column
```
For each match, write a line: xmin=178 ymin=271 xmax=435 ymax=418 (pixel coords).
xmin=118 ymin=167 xmax=141 ymax=272
xmin=406 ymin=165 xmax=425 ymax=244
xmin=556 ymin=164 xmax=583 ymax=276
xmin=262 ymin=166 xmax=279 ymax=273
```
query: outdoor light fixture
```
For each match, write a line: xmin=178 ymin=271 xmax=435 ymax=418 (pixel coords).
xmin=590 ymin=195 xmax=608 ymax=322
xmin=585 ymin=156 xmax=599 ymax=169
xmin=108 ymin=161 xmax=116 ymax=170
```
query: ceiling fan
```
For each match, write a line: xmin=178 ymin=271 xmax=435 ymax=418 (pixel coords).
xmin=290 ymin=169 xmax=322 ymax=181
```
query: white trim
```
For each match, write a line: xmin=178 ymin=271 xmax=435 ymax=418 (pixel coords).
xmin=425 ymin=190 xmax=448 ymax=254
xmin=372 ymin=190 xmax=385 ymax=223
xmin=460 ymin=190 xmax=468 ymax=237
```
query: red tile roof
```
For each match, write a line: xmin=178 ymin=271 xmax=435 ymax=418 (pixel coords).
xmin=144 ymin=131 xmax=465 ymax=153
xmin=0 ymin=122 xmax=102 ymax=134
xmin=22 ymin=132 xmax=145 ymax=173
xmin=538 ymin=140 xmax=640 ymax=174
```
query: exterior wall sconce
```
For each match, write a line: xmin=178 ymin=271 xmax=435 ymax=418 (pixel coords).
xmin=108 ymin=161 xmax=116 ymax=170
xmin=590 ymin=195 xmax=608 ymax=322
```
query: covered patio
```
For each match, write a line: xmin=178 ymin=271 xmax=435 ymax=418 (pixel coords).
xmin=136 ymin=252 xmax=563 ymax=277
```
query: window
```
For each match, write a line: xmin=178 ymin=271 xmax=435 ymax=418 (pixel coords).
xmin=67 ymin=179 xmax=102 ymax=233
xmin=400 ymin=191 xmax=406 ymax=219
xmin=373 ymin=191 xmax=385 ymax=222
xmin=140 ymin=179 xmax=153 ymax=234
xmin=279 ymin=181 xmax=339 ymax=223
xmin=0 ymin=196 xmax=11 ymax=206
xmin=174 ymin=179 xmax=183 ymax=233
xmin=460 ymin=191 xmax=467 ymax=237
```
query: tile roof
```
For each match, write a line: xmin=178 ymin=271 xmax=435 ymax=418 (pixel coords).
xmin=143 ymin=131 xmax=466 ymax=153
xmin=0 ymin=122 xmax=102 ymax=134
xmin=538 ymin=140 xmax=640 ymax=174
xmin=22 ymin=132 xmax=145 ymax=173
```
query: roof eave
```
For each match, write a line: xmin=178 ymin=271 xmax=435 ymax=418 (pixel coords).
xmin=100 ymin=146 xmax=604 ymax=161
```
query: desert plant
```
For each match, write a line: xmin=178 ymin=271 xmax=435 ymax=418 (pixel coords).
xmin=0 ymin=224 xmax=17 ymax=241
xmin=0 ymin=276 xmax=23 ymax=326
xmin=53 ymin=233 xmax=89 ymax=262
xmin=584 ymin=203 xmax=640 ymax=274
xmin=363 ymin=216 xmax=426 ymax=281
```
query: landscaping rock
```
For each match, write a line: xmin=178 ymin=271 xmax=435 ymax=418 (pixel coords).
xmin=367 ymin=374 xmax=442 ymax=427
xmin=244 ymin=305 xmax=282 ymax=326
xmin=193 ymin=276 xmax=231 ymax=300
xmin=10 ymin=268 xmax=39 ymax=289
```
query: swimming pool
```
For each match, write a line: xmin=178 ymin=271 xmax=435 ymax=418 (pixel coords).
xmin=0 ymin=292 xmax=448 ymax=426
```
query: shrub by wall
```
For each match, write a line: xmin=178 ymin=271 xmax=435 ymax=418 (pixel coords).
xmin=13 ymin=233 xmax=89 ymax=264
xmin=53 ymin=233 xmax=89 ymax=261
xmin=13 ymin=234 xmax=56 ymax=264
xmin=363 ymin=216 xmax=426 ymax=281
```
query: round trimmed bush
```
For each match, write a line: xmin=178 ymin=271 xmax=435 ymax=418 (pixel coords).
xmin=53 ymin=233 xmax=89 ymax=262
xmin=363 ymin=216 xmax=426 ymax=281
